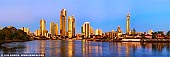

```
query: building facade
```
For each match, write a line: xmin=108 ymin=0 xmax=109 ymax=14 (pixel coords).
xmin=35 ymin=29 xmax=41 ymax=36
xmin=19 ymin=27 xmax=30 ymax=34
xmin=90 ymin=26 xmax=95 ymax=35
xmin=95 ymin=29 xmax=102 ymax=36
xmin=60 ymin=9 xmax=67 ymax=38
xmin=68 ymin=16 xmax=75 ymax=38
xmin=117 ymin=26 xmax=123 ymax=38
xmin=50 ymin=22 xmax=58 ymax=37
xmin=50 ymin=22 xmax=55 ymax=37
xmin=55 ymin=23 xmax=58 ymax=36
xmin=40 ymin=19 xmax=46 ymax=36
xmin=126 ymin=13 xmax=130 ymax=34
xmin=148 ymin=30 xmax=153 ymax=35
xmin=82 ymin=22 xmax=90 ymax=38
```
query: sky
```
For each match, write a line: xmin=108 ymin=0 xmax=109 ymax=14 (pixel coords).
xmin=0 ymin=0 xmax=170 ymax=34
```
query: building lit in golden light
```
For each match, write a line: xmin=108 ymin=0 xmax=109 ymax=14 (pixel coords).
xmin=90 ymin=26 xmax=95 ymax=35
xmin=82 ymin=22 xmax=90 ymax=38
xmin=81 ymin=25 xmax=85 ymax=37
xmin=68 ymin=40 xmax=75 ymax=57
xmin=117 ymin=26 xmax=122 ymax=38
xmin=112 ymin=30 xmax=115 ymax=32
xmin=35 ymin=29 xmax=41 ymax=36
xmin=40 ymin=40 xmax=46 ymax=53
xmin=68 ymin=16 xmax=75 ymax=38
xmin=50 ymin=22 xmax=55 ymax=37
xmin=50 ymin=22 xmax=58 ymax=37
xmin=55 ymin=23 xmax=58 ymax=36
xmin=19 ymin=27 xmax=30 ymax=34
xmin=44 ymin=30 xmax=49 ymax=37
xmin=60 ymin=9 xmax=67 ymax=38
xmin=40 ymin=19 xmax=46 ymax=36
xmin=126 ymin=12 xmax=130 ymax=34
xmin=95 ymin=29 xmax=102 ymax=36
xmin=148 ymin=29 xmax=153 ymax=35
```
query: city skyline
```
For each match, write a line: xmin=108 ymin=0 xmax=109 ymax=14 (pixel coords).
xmin=0 ymin=0 xmax=170 ymax=33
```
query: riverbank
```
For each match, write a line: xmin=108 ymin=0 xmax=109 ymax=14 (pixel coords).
xmin=90 ymin=38 xmax=170 ymax=42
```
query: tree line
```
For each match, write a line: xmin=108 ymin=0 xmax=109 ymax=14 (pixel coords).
xmin=0 ymin=26 xmax=31 ymax=41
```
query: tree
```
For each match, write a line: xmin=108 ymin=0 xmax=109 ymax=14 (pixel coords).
xmin=132 ymin=28 xmax=136 ymax=35
xmin=0 ymin=26 xmax=30 ymax=41
xmin=167 ymin=31 xmax=170 ymax=36
xmin=157 ymin=31 xmax=165 ymax=37
xmin=141 ymin=34 xmax=146 ymax=39
xmin=0 ymin=30 xmax=5 ymax=40
xmin=152 ymin=32 xmax=157 ymax=39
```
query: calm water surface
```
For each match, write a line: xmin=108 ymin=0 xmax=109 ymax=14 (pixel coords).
xmin=1 ymin=40 xmax=170 ymax=57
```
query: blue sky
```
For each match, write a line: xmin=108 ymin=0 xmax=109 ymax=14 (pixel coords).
xmin=0 ymin=0 xmax=170 ymax=33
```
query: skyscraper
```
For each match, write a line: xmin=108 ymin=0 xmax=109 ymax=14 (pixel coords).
xmin=68 ymin=16 xmax=75 ymax=38
xmin=126 ymin=13 xmax=130 ymax=34
xmin=50 ymin=22 xmax=55 ymax=37
xmin=72 ymin=16 xmax=75 ymax=38
xmin=55 ymin=23 xmax=58 ymax=36
xmin=82 ymin=22 xmax=90 ymax=38
xmin=50 ymin=22 xmax=59 ymax=37
xmin=81 ymin=25 xmax=85 ymax=37
xmin=60 ymin=9 xmax=67 ymax=38
xmin=40 ymin=19 xmax=46 ymax=36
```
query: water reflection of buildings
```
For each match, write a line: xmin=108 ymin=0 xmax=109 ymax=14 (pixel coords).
xmin=112 ymin=42 xmax=170 ymax=57
xmin=40 ymin=40 xmax=46 ymax=53
xmin=82 ymin=41 xmax=92 ymax=57
xmin=68 ymin=40 xmax=75 ymax=57
xmin=94 ymin=42 xmax=102 ymax=57
xmin=60 ymin=41 xmax=66 ymax=57
xmin=55 ymin=40 xmax=59 ymax=57
xmin=82 ymin=41 xmax=103 ymax=57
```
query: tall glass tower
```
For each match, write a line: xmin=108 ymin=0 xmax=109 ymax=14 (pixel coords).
xmin=60 ymin=9 xmax=67 ymax=38
xmin=40 ymin=19 xmax=46 ymax=36
xmin=126 ymin=13 xmax=130 ymax=34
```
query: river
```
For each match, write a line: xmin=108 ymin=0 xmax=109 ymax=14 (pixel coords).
xmin=0 ymin=40 xmax=170 ymax=57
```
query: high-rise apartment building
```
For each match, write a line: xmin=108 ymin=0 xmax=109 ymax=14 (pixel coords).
xmin=40 ymin=19 xmax=46 ymax=36
xmin=82 ymin=22 xmax=90 ymax=38
xmin=50 ymin=22 xmax=55 ymax=37
xmin=50 ymin=22 xmax=59 ymax=37
xmin=68 ymin=16 xmax=75 ymax=38
xmin=60 ymin=9 xmax=67 ymax=38
xmin=126 ymin=13 xmax=130 ymax=34
xmin=55 ymin=23 xmax=58 ymax=36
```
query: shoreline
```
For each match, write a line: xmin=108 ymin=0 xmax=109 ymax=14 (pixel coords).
xmin=1 ymin=38 xmax=170 ymax=44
